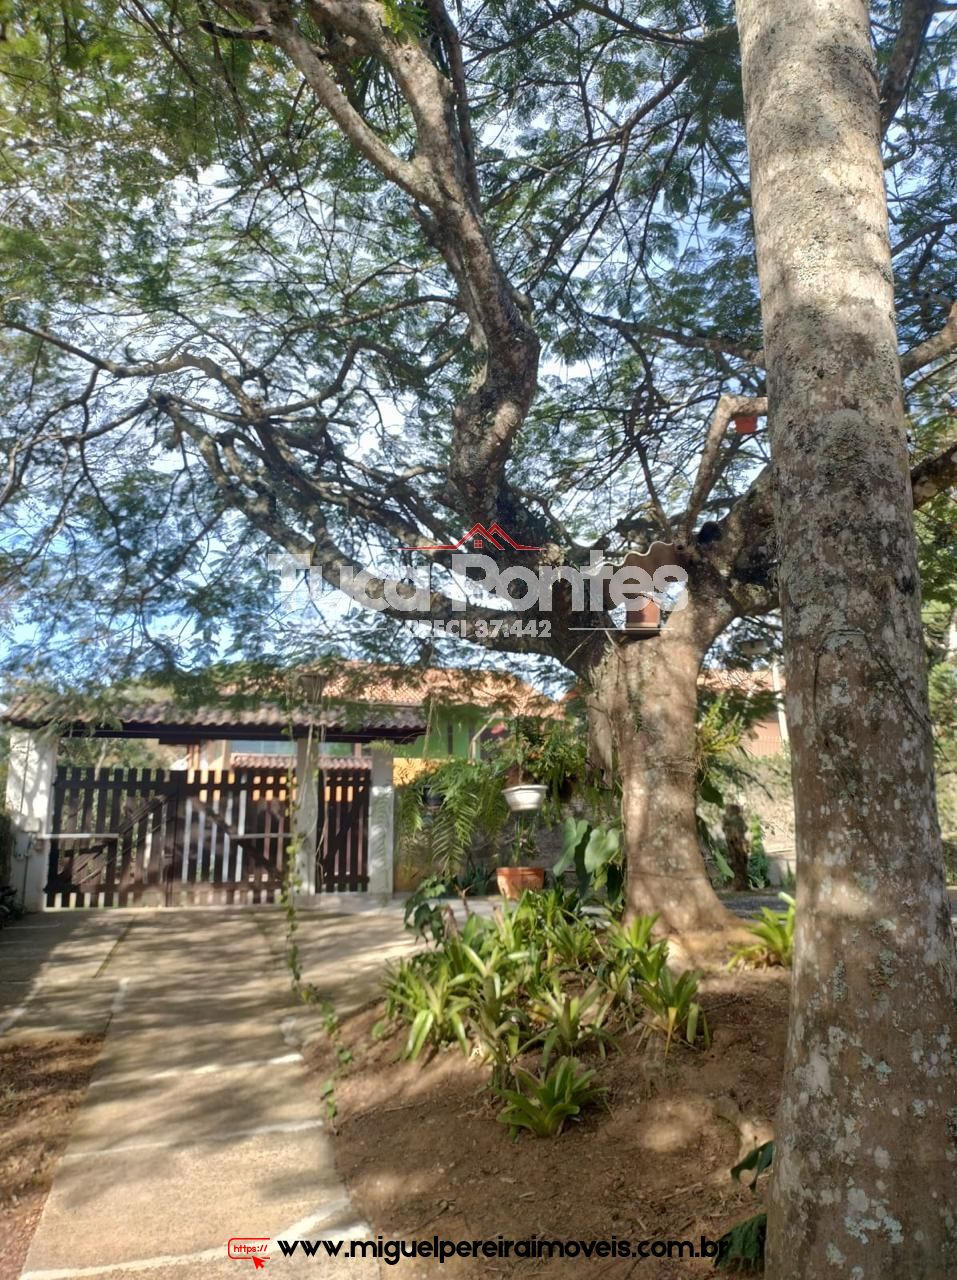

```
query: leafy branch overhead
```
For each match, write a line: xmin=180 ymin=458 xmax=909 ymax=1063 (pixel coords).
xmin=1 ymin=1 xmax=955 ymax=681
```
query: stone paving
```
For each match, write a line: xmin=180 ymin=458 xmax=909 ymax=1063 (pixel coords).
xmin=4 ymin=907 xmax=399 ymax=1279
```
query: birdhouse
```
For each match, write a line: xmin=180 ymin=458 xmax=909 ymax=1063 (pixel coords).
xmin=625 ymin=597 xmax=661 ymax=634
xmin=732 ymin=413 xmax=759 ymax=435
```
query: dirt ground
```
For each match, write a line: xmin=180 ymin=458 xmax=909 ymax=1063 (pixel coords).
xmin=0 ymin=1035 xmax=103 ymax=1280
xmin=307 ymin=968 xmax=790 ymax=1278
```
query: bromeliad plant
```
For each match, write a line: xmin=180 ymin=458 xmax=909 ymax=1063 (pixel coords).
xmin=729 ymin=893 xmax=796 ymax=969
xmin=383 ymin=957 xmax=472 ymax=1061
xmin=494 ymin=1056 xmax=608 ymax=1139
xmin=380 ymin=885 xmax=712 ymax=1132
xmin=636 ymin=966 xmax=710 ymax=1051
xmin=528 ymin=982 xmax=618 ymax=1068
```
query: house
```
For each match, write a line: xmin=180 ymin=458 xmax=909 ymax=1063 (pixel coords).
xmin=1 ymin=664 xmax=560 ymax=910
xmin=175 ymin=663 xmax=561 ymax=783
xmin=699 ymin=664 xmax=790 ymax=758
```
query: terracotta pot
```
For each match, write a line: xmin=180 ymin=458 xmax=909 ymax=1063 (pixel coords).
xmin=496 ymin=866 xmax=546 ymax=899
xmin=502 ymin=784 xmax=547 ymax=812
xmin=732 ymin=413 xmax=759 ymax=435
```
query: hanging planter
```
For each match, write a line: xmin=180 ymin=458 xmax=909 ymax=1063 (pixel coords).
xmin=502 ymin=784 xmax=547 ymax=813
xmin=421 ymin=787 xmax=443 ymax=810
xmin=732 ymin=413 xmax=759 ymax=435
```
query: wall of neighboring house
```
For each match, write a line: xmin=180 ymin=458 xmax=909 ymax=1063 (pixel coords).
xmin=743 ymin=714 xmax=786 ymax=757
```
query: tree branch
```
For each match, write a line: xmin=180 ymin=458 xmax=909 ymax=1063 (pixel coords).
xmin=879 ymin=0 xmax=937 ymax=135
xmin=900 ymin=300 xmax=957 ymax=375
xmin=911 ymin=438 xmax=957 ymax=506
xmin=593 ymin=312 xmax=766 ymax=367
xmin=682 ymin=394 xmax=767 ymax=538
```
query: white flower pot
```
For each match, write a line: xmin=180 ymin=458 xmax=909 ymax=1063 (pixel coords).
xmin=502 ymin=784 xmax=547 ymax=813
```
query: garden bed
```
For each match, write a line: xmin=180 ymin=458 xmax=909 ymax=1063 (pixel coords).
xmin=0 ymin=1034 xmax=104 ymax=1280
xmin=306 ymin=968 xmax=789 ymax=1278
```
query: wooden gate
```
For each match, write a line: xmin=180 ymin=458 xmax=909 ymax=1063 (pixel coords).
xmin=47 ymin=767 xmax=292 ymax=907
xmin=316 ymin=766 xmax=370 ymax=893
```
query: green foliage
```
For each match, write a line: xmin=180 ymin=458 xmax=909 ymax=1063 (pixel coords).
xmin=730 ymin=895 xmax=795 ymax=969
xmin=929 ymin=662 xmax=957 ymax=780
xmin=696 ymin=693 xmax=750 ymax=807
xmin=383 ymin=957 xmax=472 ymax=1060
xmin=470 ymin=974 xmax=529 ymax=1087
xmin=0 ymin=0 xmax=954 ymax=705
xmin=398 ymin=759 xmax=509 ymax=880
xmin=598 ymin=915 xmax=670 ymax=985
xmin=714 ymin=1213 xmax=767 ymax=1273
xmin=503 ymin=816 xmax=541 ymax=868
xmin=494 ymin=1057 xmax=607 ymax=1139
xmin=528 ymin=982 xmax=618 ymax=1068
xmin=541 ymin=913 xmax=600 ymax=969
xmin=380 ymin=0 xmax=429 ymax=39
xmin=383 ymin=889 xmax=709 ymax=1126
xmin=455 ymin=860 xmax=496 ymax=897
xmin=402 ymin=874 xmax=453 ymax=942
xmin=732 ymin=1139 xmax=775 ymax=1189
xmin=714 ymin=1141 xmax=775 ymax=1271
xmin=636 ymin=966 xmax=710 ymax=1051
xmin=496 ymin=717 xmax=588 ymax=810
xmin=553 ymin=817 xmax=624 ymax=903
xmin=746 ymin=816 xmax=771 ymax=888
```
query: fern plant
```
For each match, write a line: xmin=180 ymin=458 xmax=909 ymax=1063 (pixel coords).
xmin=494 ymin=1056 xmax=607 ymax=1138
xmin=399 ymin=758 xmax=509 ymax=880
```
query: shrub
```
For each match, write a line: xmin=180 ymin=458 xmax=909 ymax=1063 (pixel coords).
xmin=746 ymin=816 xmax=772 ymax=887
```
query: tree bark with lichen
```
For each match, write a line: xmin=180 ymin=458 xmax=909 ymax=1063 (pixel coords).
xmin=737 ymin=0 xmax=957 ymax=1272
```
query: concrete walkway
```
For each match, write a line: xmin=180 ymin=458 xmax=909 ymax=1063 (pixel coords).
xmin=8 ymin=907 xmax=413 ymax=1280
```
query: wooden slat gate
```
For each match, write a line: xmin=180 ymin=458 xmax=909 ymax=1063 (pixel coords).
xmin=316 ymin=767 xmax=370 ymax=893
xmin=47 ymin=767 xmax=293 ymax=907
xmin=46 ymin=763 xmax=373 ymax=906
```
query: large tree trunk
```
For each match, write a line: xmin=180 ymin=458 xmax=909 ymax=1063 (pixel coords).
xmin=737 ymin=1 xmax=957 ymax=1275
xmin=585 ymin=594 xmax=737 ymax=934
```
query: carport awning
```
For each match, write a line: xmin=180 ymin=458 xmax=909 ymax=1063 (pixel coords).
xmin=1 ymin=692 xmax=427 ymax=744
